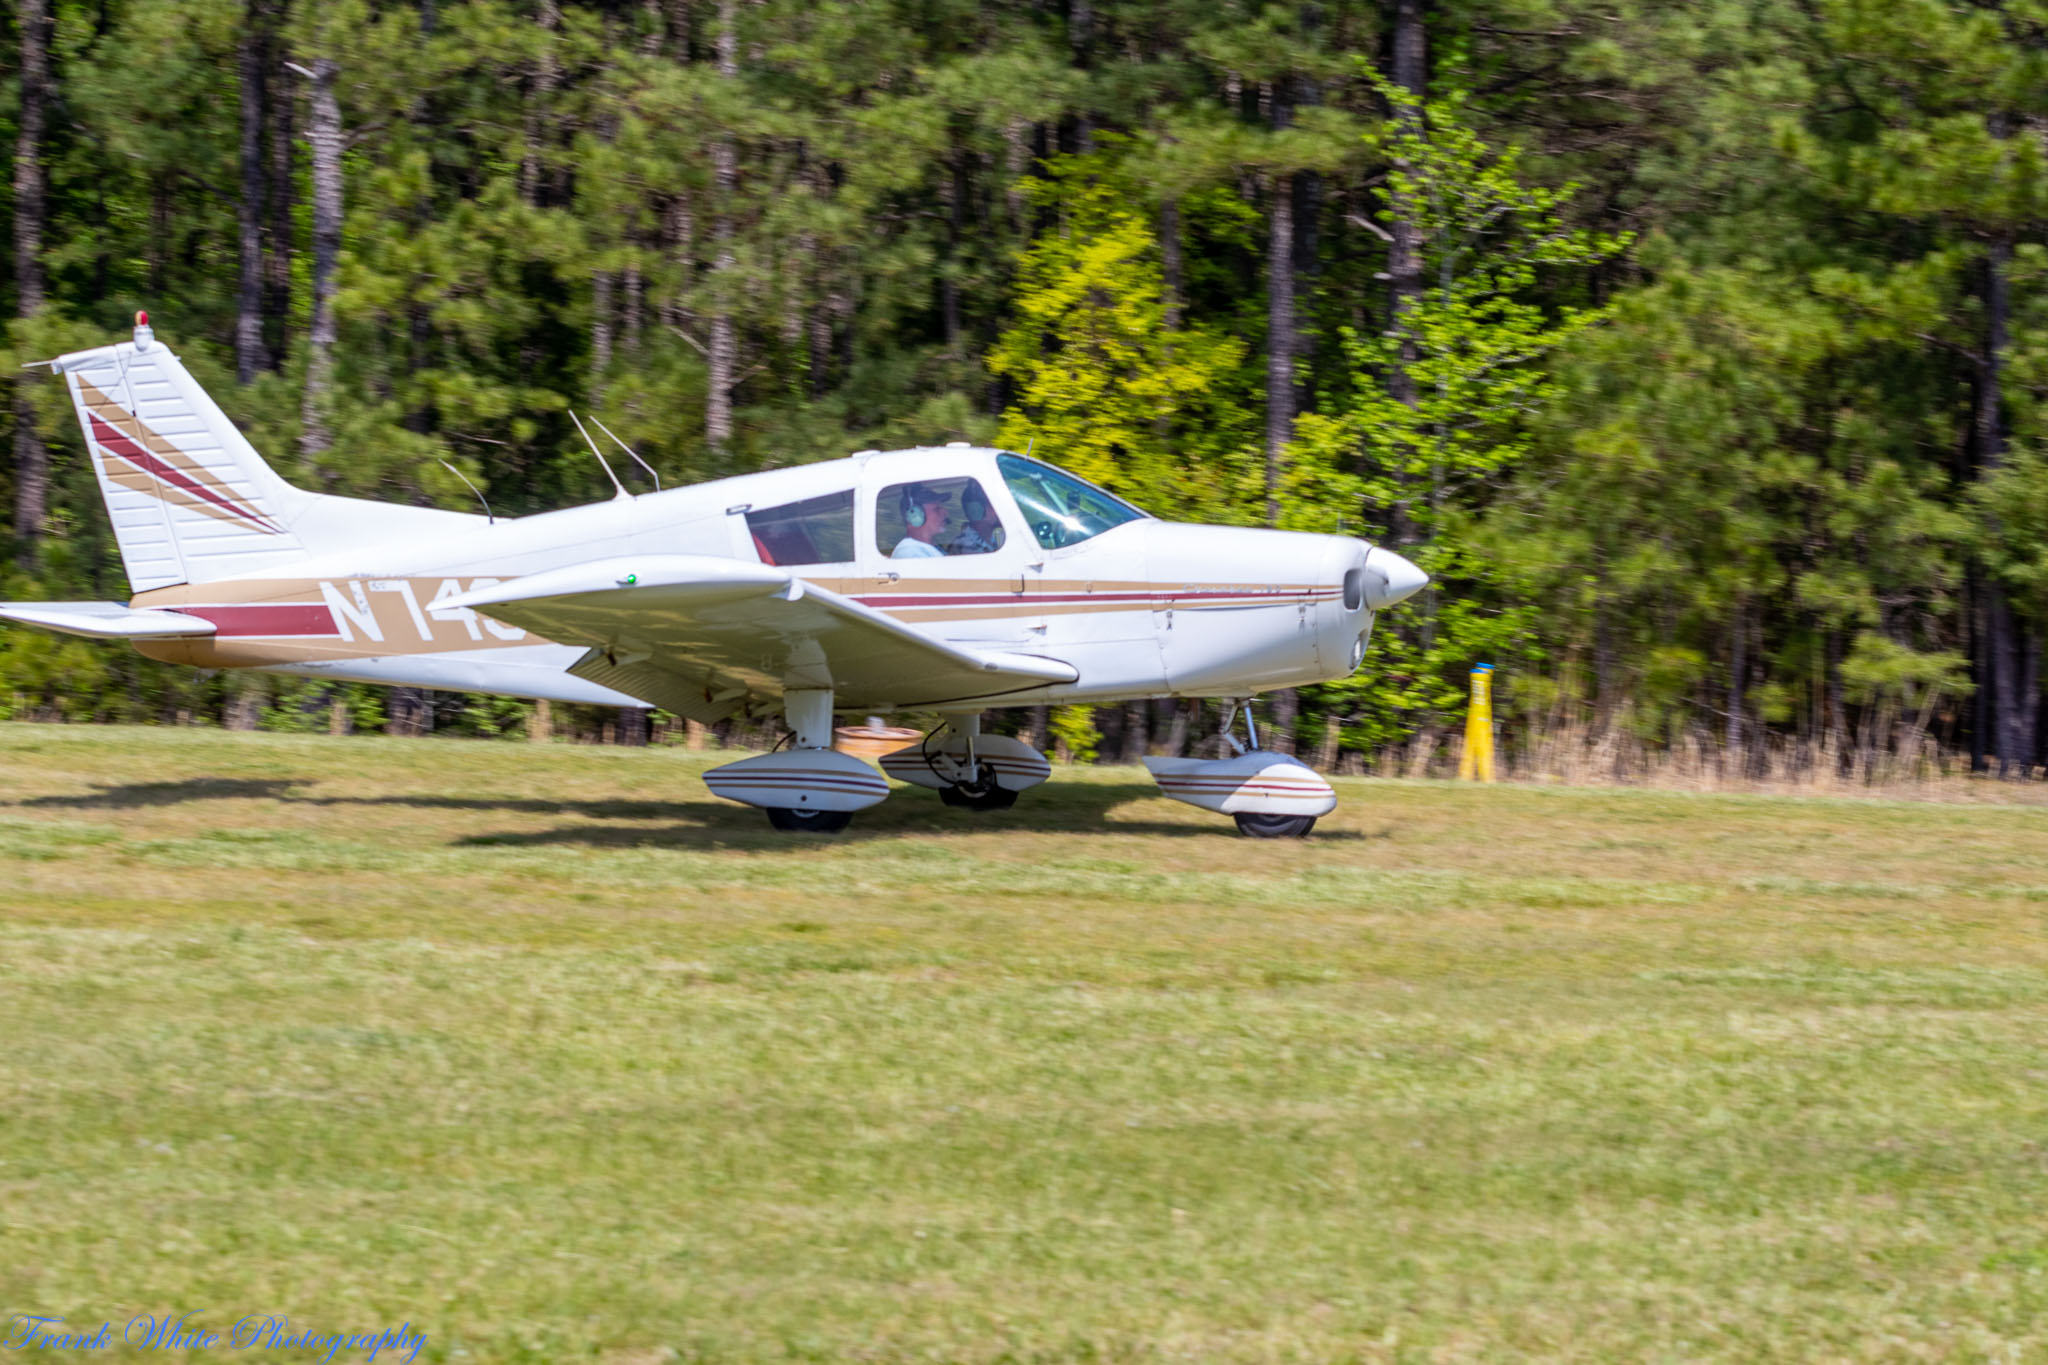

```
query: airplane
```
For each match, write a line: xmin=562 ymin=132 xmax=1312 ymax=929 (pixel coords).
xmin=1 ymin=314 xmax=1428 ymax=837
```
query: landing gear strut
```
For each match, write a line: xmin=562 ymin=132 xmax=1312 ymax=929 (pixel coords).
xmin=1218 ymin=701 xmax=1317 ymax=838
xmin=939 ymin=769 xmax=1018 ymax=810
xmin=880 ymin=711 xmax=1044 ymax=812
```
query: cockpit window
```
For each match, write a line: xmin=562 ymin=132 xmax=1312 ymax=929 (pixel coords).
xmin=745 ymin=490 xmax=854 ymax=566
xmin=996 ymin=454 xmax=1147 ymax=550
xmin=876 ymin=477 xmax=1007 ymax=558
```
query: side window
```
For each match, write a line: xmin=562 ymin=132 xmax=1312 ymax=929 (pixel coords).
xmin=875 ymin=477 xmax=1007 ymax=559
xmin=745 ymin=490 xmax=854 ymax=566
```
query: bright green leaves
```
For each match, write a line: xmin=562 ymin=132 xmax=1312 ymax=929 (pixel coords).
xmin=988 ymin=159 xmax=1258 ymax=524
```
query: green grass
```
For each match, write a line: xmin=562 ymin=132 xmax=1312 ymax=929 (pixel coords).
xmin=4 ymin=724 xmax=2048 ymax=1362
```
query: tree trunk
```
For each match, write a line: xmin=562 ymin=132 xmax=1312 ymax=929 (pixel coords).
xmin=1977 ymin=221 xmax=2037 ymax=776
xmin=617 ymin=707 xmax=650 ymax=747
xmin=1161 ymin=197 xmax=1183 ymax=330
xmin=519 ymin=0 xmax=561 ymax=206
xmin=299 ymin=57 xmax=343 ymax=461
xmin=388 ymin=687 xmax=434 ymax=737
xmin=1384 ymin=0 xmax=1427 ymax=418
xmin=1726 ymin=598 xmax=1745 ymax=759
xmin=623 ymin=260 xmax=643 ymax=358
xmin=235 ymin=0 xmax=271 ymax=384
xmin=1119 ymin=701 xmax=1148 ymax=763
xmin=591 ymin=269 xmax=613 ymax=403
xmin=1268 ymin=688 xmax=1298 ymax=755
xmin=1004 ymin=117 xmax=1030 ymax=231
xmin=1265 ymin=170 xmax=1294 ymax=526
xmin=1068 ymin=0 xmax=1094 ymax=153
xmin=13 ymin=0 xmax=52 ymax=553
xmin=1162 ymin=698 xmax=1191 ymax=757
xmin=705 ymin=0 xmax=738 ymax=452
xmin=264 ymin=52 xmax=296 ymax=371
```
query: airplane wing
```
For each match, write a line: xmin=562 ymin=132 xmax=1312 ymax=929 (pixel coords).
xmin=440 ymin=555 xmax=1075 ymax=721
xmin=0 ymin=600 xmax=218 ymax=639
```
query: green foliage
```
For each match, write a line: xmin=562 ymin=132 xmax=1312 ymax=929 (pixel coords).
xmin=1293 ymin=71 xmax=1625 ymax=740
xmin=1048 ymin=704 xmax=1100 ymax=765
xmin=1 ymin=0 xmax=2043 ymax=766
xmin=989 ymin=155 xmax=1258 ymax=523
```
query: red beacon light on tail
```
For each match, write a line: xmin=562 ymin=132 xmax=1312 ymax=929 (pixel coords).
xmin=133 ymin=309 xmax=153 ymax=350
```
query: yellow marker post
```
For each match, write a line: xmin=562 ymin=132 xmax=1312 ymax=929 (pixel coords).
xmin=1458 ymin=663 xmax=1496 ymax=782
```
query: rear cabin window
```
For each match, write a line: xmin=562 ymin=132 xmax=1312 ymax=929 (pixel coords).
xmin=745 ymin=490 xmax=855 ymax=566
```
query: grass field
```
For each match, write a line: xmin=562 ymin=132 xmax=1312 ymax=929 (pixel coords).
xmin=5 ymin=724 xmax=2048 ymax=1362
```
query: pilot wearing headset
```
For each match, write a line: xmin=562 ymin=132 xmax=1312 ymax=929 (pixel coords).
xmin=891 ymin=483 xmax=952 ymax=558
xmin=949 ymin=481 xmax=1004 ymax=555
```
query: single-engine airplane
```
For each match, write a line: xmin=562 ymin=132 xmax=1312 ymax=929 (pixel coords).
xmin=1 ymin=315 xmax=1427 ymax=836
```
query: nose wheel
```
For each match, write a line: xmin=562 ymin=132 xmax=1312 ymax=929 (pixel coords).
xmin=1142 ymin=698 xmax=1338 ymax=837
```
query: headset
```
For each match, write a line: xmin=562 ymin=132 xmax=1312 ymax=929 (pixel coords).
xmin=899 ymin=484 xmax=930 ymax=528
xmin=961 ymin=482 xmax=988 ymax=521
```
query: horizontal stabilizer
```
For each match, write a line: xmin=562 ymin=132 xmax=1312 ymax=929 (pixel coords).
xmin=0 ymin=600 xmax=218 ymax=640
xmin=441 ymin=554 xmax=1077 ymax=710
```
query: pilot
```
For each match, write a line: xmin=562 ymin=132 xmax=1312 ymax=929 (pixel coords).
xmin=892 ymin=484 xmax=951 ymax=558
xmin=948 ymin=482 xmax=1004 ymax=555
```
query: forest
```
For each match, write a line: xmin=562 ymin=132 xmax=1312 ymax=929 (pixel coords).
xmin=0 ymin=0 xmax=2043 ymax=777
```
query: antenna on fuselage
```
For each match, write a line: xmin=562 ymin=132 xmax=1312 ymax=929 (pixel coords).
xmin=437 ymin=460 xmax=495 ymax=524
xmin=569 ymin=410 xmax=630 ymax=501
xmin=589 ymin=415 xmax=661 ymax=491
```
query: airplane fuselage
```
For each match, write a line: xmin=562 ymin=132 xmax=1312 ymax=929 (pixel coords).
xmin=125 ymin=446 xmax=1411 ymax=717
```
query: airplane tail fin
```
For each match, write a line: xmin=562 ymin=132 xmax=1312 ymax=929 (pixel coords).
xmin=47 ymin=314 xmax=481 ymax=595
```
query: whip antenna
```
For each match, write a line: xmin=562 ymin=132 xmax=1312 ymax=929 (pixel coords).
xmin=570 ymin=411 xmax=630 ymax=500
xmin=590 ymin=415 xmax=661 ymax=491
xmin=437 ymin=460 xmax=494 ymax=524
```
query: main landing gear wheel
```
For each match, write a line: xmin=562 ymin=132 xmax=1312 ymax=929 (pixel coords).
xmin=940 ymin=777 xmax=1018 ymax=811
xmin=765 ymin=806 xmax=853 ymax=834
xmin=1233 ymin=812 xmax=1318 ymax=840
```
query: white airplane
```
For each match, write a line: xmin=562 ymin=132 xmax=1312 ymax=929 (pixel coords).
xmin=2 ymin=315 xmax=1427 ymax=836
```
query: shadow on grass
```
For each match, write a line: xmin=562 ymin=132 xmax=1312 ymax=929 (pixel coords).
xmin=17 ymin=775 xmax=1358 ymax=843
xmin=448 ymin=784 xmax=1354 ymax=846
xmin=20 ymin=776 xmax=304 ymax=808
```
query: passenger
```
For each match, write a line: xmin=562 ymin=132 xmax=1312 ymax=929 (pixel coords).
xmin=891 ymin=484 xmax=951 ymax=558
xmin=948 ymin=482 xmax=1004 ymax=554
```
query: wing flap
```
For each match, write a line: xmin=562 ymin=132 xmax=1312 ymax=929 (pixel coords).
xmin=0 ymin=600 xmax=219 ymax=639
xmin=442 ymin=555 xmax=1075 ymax=710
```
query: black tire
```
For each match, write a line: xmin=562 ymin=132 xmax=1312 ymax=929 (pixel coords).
xmin=940 ymin=780 xmax=1018 ymax=811
xmin=1233 ymin=812 xmax=1317 ymax=839
xmin=765 ymin=806 xmax=853 ymax=833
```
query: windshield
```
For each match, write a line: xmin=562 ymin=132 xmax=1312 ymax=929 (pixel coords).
xmin=997 ymin=454 xmax=1148 ymax=550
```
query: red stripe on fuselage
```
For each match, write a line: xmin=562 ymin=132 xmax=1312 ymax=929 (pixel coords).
xmin=177 ymin=603 xmax=338 ymax=637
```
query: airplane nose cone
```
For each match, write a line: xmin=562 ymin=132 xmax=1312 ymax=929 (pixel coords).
xmin=1363 ymin=546 xmax=1428 ymax=609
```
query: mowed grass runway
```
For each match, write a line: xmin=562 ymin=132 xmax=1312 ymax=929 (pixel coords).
xmin=4 ymin=725 xmax=2048 ymax=1362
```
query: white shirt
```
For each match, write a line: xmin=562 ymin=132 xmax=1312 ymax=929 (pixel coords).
xmin=892 ymin=537 xmax=946 ymax=559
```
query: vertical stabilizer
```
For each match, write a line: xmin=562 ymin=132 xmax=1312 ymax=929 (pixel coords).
xmin=53 ymin=313 xmax=316 ymax=591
